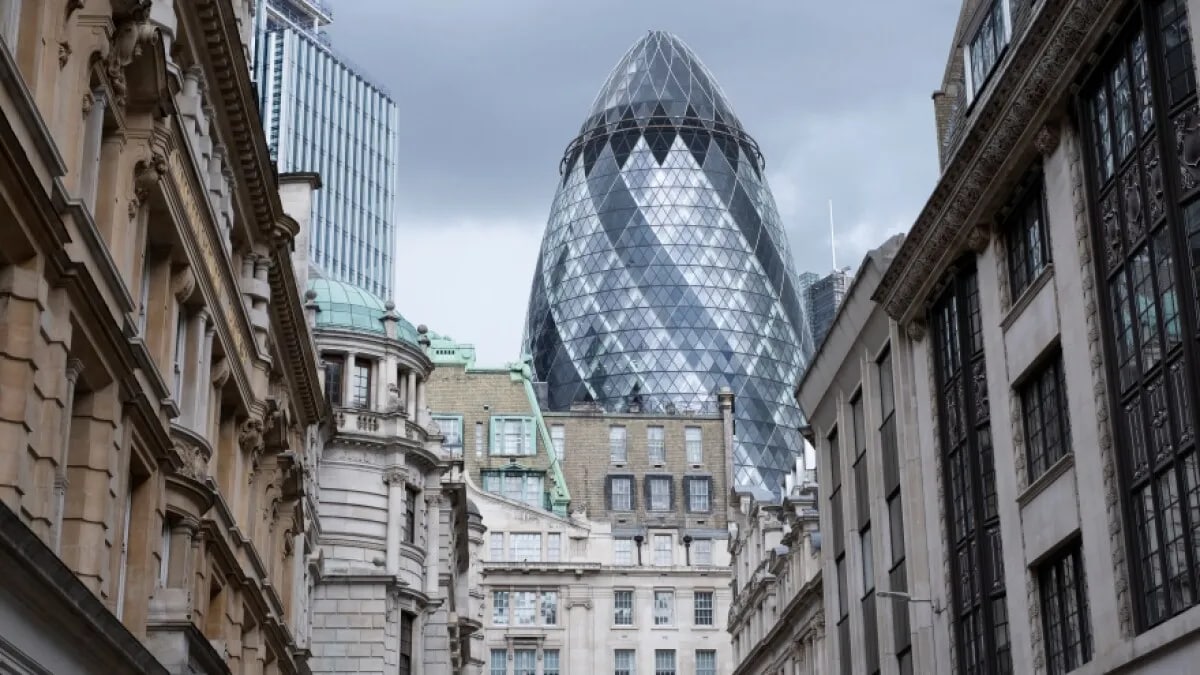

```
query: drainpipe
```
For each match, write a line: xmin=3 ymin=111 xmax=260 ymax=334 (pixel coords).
xmin=634 ymin=534 xmax=644 ymax=566
xmin=683 ymin=534 xmax=693 ymax=566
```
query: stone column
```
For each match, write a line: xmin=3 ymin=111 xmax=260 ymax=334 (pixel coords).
xmin=194 ymin=317 xmax=215 ymax=435
xmin=424 ymin=491 xmax=440 ymax=594
xmin=185 ymin=308 xmax=209 ymax=429
xmin=291 ymin=530 xmax=306 ymax=631
xmin=80 ymin=89 xmax=107 ymax=212
xmin=52 ymin=358 xmax=84 ymax=554
xmin=342 ymin=352 xmax=356 ymax=407
xmin=385 ymin=469 xmax=406 ymax=575
xmin=0 ymin=0 xmax=21 ymax=48
xmin=415 ymin=376 xmax=426 ymax=422
xmin=375 ymin=359 xmax=388 ymax=412
xmin=406 ymin=370 xmax=416 ymax=418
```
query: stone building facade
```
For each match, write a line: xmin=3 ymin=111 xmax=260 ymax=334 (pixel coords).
xmin=726 ymin=460 xmax=824 ymax=675
xmin=0 ymin=1 xmax=325 ymax=673
xmin=425 ymin=340 xmax=736 ymax=675
xmin=304 ymin=282 xmax=479 ymax=674
xmin=799 ymin=1 xmax=1200 ymax=674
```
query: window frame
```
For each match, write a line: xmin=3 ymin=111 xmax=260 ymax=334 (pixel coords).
xmin=652 ymin=590 xmax=675 ymax=626
xmin=647 ymin=475 xmax=673 ymax=511
xmin=685 ymin=476 xmax=713 ymax=513
xmin=1020 ymin=354 xmax=1072 ymax=481
xmin=693 ymin=590 xmax=714 ymax=626
xmin=1077 ymin=0 xmax=1200 ymax=632
xmin=692 ymin=538 xmax=714 ymax=566
xmin=614 ymin=537 xmax=633 ymax=565
xmin=647 ymin=425 xmax=666 ymax=464
xmin=1005 ymin=173 xmax=1052 ymax=300
xmin=607 ymin=474 xmax=635 ymax=512
xmin=653 ymin=534 xmax=673 ymax=567
xmin=1038 ymin=541 xmax=1093 ymax=675
xmin=685 ymin=426 xmax=703 ymax=464
xmin=610 ymin=425 xmax=628 ymax=463
xmin=614 ymin=588 xmax=634 ymax=626
xmin=963 ymin=0 xmax=1014 ymax=102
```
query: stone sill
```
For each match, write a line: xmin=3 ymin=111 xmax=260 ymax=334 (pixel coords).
xmin=1001 ymin=263 xmax=1054 ymax=333
xmin=1016 ymin=452 xmax=1073 ymax=508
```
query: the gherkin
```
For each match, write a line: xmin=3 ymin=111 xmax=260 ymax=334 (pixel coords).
xmin=523 ymin=31 xmax=815 ymax=494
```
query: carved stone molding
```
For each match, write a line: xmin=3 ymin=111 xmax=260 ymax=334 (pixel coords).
xmin=58 ymin=41 xmax=72 ymax=69
xmin=384 ymin=467 xmax=409 ymax=487
xmin=81 ymin=91 xmax=94 ymax=117
xmin=875 ymin=0 xmax=1110 ymax=320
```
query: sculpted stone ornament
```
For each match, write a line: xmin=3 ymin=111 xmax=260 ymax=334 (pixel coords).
xmin=386 ymin=383 xmax=403 ymax=413
xmin=1034 ymin=122 xmax=1062 ymax=157
xmin=81 ymin=91 xmax=94 ymax=117
xmin=174 ymin=441 xmax=209 ymax=482
xmin=106 ymin=1 xmax=158 ymax=108
xmin=964 ymin=222 xmax=991 ymax=254
xmin=240 ymin=418 xmax=265 ymax=468
xmin=383 ymin=468 xmax=408 ymax=487
xmin=906 ymin=318 xmax=926 ymax=342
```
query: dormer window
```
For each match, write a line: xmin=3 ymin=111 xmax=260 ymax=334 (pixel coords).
xmin=964 ymin=0 xmax=1013 ymax=102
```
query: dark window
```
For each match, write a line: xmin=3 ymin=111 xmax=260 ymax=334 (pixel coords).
xmin=323 ymin=355 xmax=344 ymax=407
xmin=606 ymin=475 xmax=635 ymax=512
xmin=1021 ymin=355 xmax=1072 ymax=481
xmin=1006 ymin=176 xmax=1051 ymax=299
xmin=399 ymin=611 xmax=414 ymax=675
xmin=882 ymin=342 xmax=910 ymax=659
xmin=645 ymin=475 xmax=674 ymax=511
xmin=1038 ymin=542 xmax=1093 ymax=675
xmin=851 ymin=392 xmax=867 ymax=458
xmin=888 ymin=495 xmax=906 ymax=566
xmin=967 ymin=0 xmax=1011 ymax=99
xmin=684 ymin=476 xmax=713 ymax=513
xmin=837 ymin=615 xmax=852 ymax=675
xmin=932 ymin=265 xmax=1011 ymax=675
xmin=693 ymin=590 xmax=714 ymax=626
xmin=836 ymin=555 xmax=848 ymax=619
xmin=404 ymin=488 xmax=417 ymax=544
xmin=829 ymin=427 xmax=844 ymax=556
xmin=1081 ymin=0 xmax=1200 ymax=632
xmin=862 ymin=589 xmax=880 ymax=675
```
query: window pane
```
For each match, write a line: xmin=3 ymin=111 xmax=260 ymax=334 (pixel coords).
xmin=610 ymin=426 xmax=627 ymax=462
xmin=696 ymin=650 xmax=716 ymax=675
xmin=693 ymin=539 xmax=713 ymax=566
xmin=653 ymin=590 xmax=674 ymax=625
xmin=615 ymin=649 xmax=635 ymax=675
xmin=491 ymin=649 xmax=507 ymax=675
xmin=688 ymin=478 xmax=711 ymax=512
xmin=614 ymin=538 xmax=633 ymax=565
xmin=654 ymin=534 xmax=672 ymax=567
xmin=654 ymin=649 xmax=676 ymax=675
xmin=490 ymin=533 xmax=504 ymax=561
xmin=650 ymin=478 xmax=671 ymax=511
xmin=492 ymin=591 xmax=509 ymax=625
xmin=686 ymin=427 xmax=703 ymax=463
xmin=547 ymin=533 xmax=561 ymax=562
xmin=694 ymin=590 xmax=714 ymax=625
xmin=544 ymin=650 xmax=560 ymax=675
xmin=648 ymin=426 xmax=665 ymax=463
xmin=551 ymin=424 xmax=565 ymax=460
xmin=614 ymin=589 xmax=633 ymax=625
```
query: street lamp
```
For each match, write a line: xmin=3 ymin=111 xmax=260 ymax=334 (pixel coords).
xmin=876 ymin=589 xmax=944 ymax=615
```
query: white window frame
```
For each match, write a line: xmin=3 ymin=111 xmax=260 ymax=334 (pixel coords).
xmin=610 ymin=426 xmax=627 ymax=463
xmin=963 ymin=0 xmax=1013 ymax=101
xmin=685 ymin=426 xmax=703 ymax=464
xmin=492 ymin=590 xmax=509 ymax=625
xmin=547 ymin=533 xmax=562 ymax=562
xmin=490 ymin=416 xmax=535 ymax=456
xmin=489 ymin=532 xmax=504 ymax=561
xmin=653 ymin=534 xmax=672 ymax=567
xmin=614 ymin=649 xmax=636 ymax=675
xmin=693 ymin=590 xmax=714 ymax=626
xmin=551 ymin=423 xmax=565 ymax=461
xmin=653 ymin=590 xmax=674 ymax=626
xmin=649 ymin=477 xmax=671 ymax=511
xmin=614 ymin=589 xmax=634 ymax=626
xmin=687 ymin=477 xmax=710 ymax=513
xmin=509 ymin=533 xmax=542 ymax=562
xmin=647 ymin=425 xmax=665 ymax=464
xmin=614 ymin=537 xmax=633 ymax=565
xmin=611 ymin=477 xmax=633 ymax=511
xmin=693 ymin=539 xmax=713 ymax=566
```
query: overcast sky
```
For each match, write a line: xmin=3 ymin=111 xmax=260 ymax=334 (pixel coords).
xmin=326 ymin=1 xmax=960 ymax=366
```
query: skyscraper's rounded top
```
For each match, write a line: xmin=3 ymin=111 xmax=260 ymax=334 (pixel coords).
xmin=581 ymin=30 xmax=743 ymax=135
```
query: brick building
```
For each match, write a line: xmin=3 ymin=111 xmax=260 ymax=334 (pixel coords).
xmin=425 ymin=337 xmax=736 ymax=675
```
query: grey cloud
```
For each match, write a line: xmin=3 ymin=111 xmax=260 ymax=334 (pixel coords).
xmin=323 ymin=0 xmax=961 ymax=355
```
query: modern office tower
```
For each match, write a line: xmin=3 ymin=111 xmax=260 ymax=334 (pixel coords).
xmin=524 ymin=30 xmax=815 ymax=495
xmin=253 ymin=0 xmax=398 ymax=299
xmin=803 ymin=267 xmax=852 ymax=346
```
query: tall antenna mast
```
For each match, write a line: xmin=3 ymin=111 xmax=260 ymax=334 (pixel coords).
xmin=829 ymin=199 xmax=837 ymax=270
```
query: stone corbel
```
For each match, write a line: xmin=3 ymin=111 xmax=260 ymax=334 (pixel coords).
xmin=271 ymin=215 xmax=300 ymax=248
xmin=239 ymin=418 xmax=265 ymax=469
xmin=211 ymin=357 xmax=231 ymax=389
xmin=906 ymin=317 xmax=927 ymax=342
xmin=106 ymin=1 xmax=158 ymax=109
xmin=129 ymin=151 xmax=166 ymax=219
xmin=383 ymin=467 xmax=409 ymax=487
xmin=174 ymin=440 xmax=211 ymax=482
xmin=964 ymin=221 xmax=992 ymax=254
xmin=81 ymin=91 xmax=94 ymax=118
xmin=171 ymin=266 xmax=195 ymax=303
xmin=1034 ymin=120 xmax=1063 ymax=158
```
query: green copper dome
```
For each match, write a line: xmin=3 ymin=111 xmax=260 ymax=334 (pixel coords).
xmin=306 ymin=277 xmax=419 ymax=344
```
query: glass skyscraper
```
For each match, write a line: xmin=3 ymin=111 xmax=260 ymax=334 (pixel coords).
xmin=524 ymin=31 xmax=815 ymax=494
xmin=253 ymin=0 xmax=398 ymax=300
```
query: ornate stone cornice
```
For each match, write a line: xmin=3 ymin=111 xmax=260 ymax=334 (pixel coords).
xmin=873 ymin=0 xmax=1110 ymax=321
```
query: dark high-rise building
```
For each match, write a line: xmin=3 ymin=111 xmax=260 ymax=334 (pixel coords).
xmin=804 ymin=268 xmax=852 ymax=347
xmin=523 ymin=30 xmax=814 ymax=493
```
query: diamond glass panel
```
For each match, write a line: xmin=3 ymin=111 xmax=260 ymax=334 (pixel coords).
xmin=524 ymin=32 xmax=814 ymax=495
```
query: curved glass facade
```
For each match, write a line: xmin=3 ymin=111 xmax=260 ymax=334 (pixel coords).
xmin=524 ymin=31 xmax=815 ymax=493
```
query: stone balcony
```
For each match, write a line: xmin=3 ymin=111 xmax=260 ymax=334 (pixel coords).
xmin=331 ymin=407 xmax=428 ymax=443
